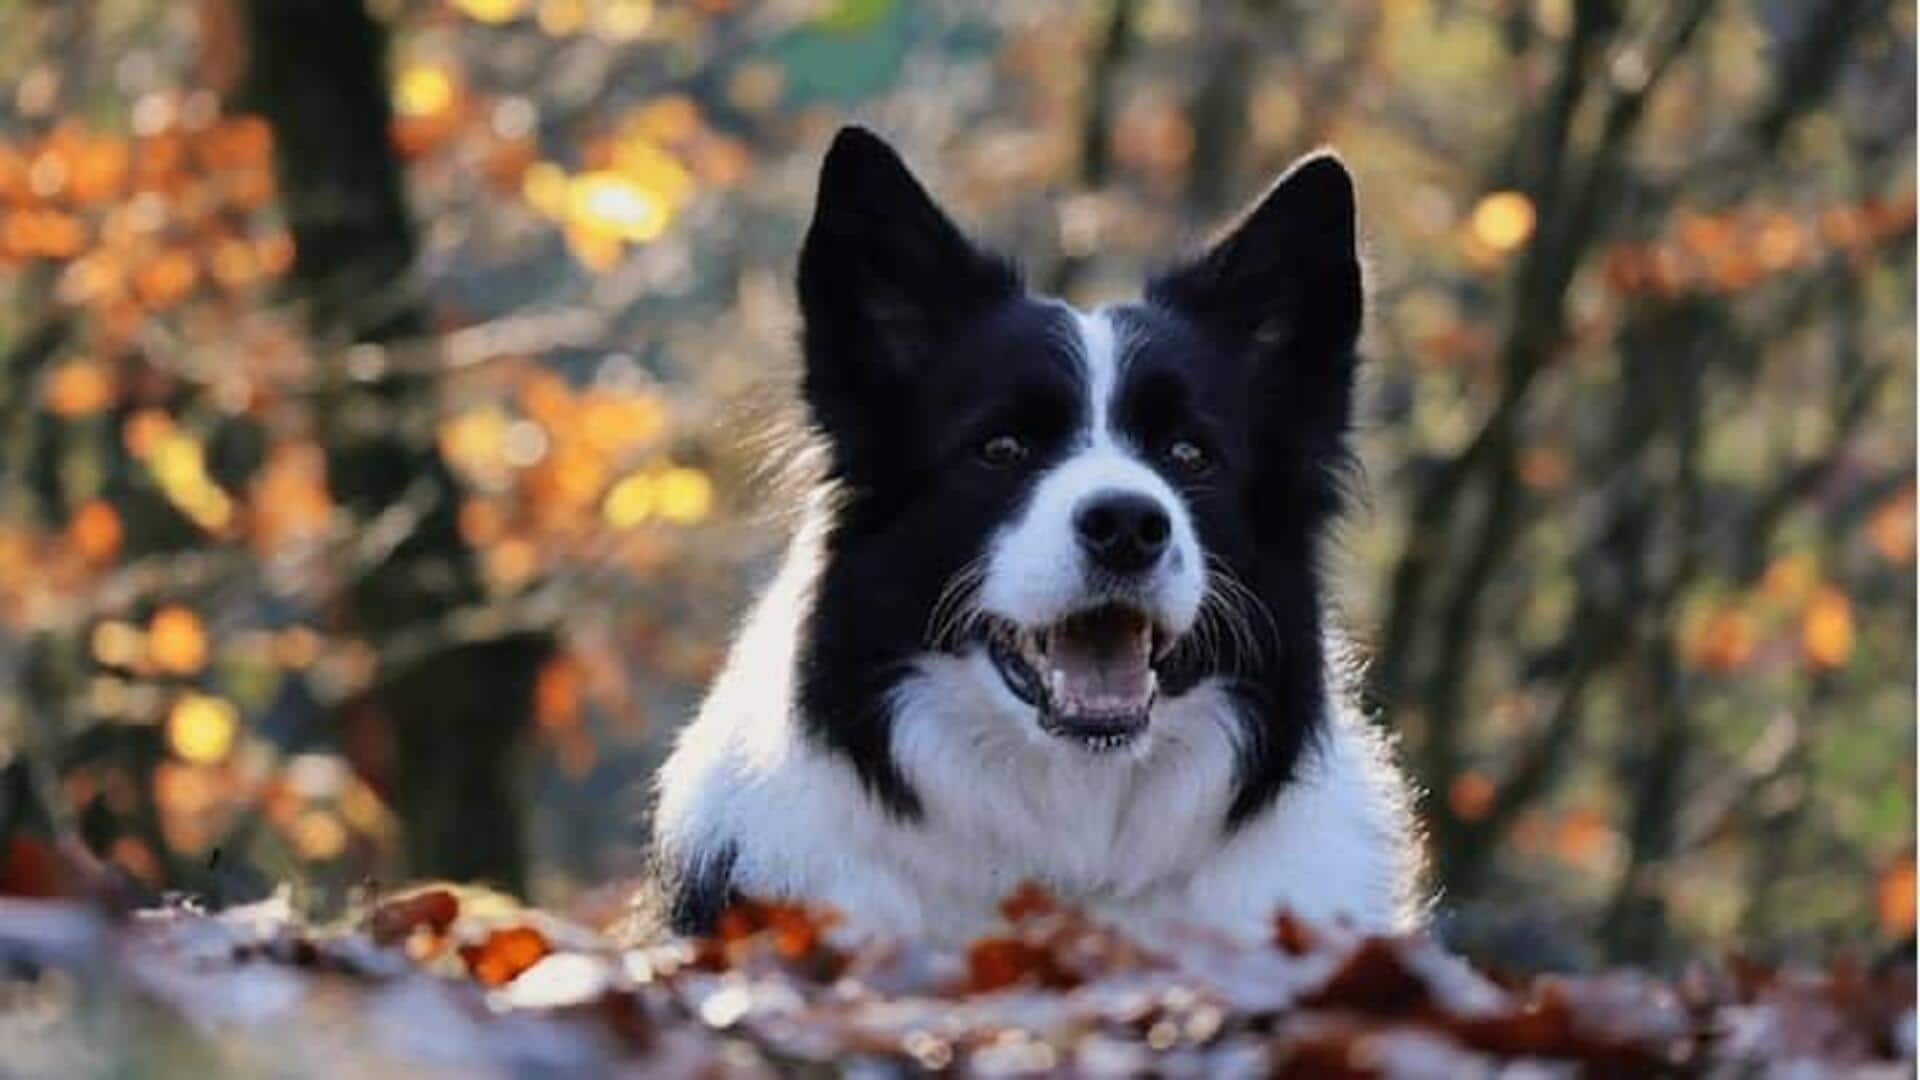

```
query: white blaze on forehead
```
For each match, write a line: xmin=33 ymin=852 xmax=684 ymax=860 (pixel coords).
xmin=974 ymin=303 xmax=1205 ymax=636
xmin=1070 ymin=305 xmax=1122 ymax=447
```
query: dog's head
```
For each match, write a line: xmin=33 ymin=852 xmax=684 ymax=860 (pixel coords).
xmin=795 ymin=127 xmax=1361 ymax=822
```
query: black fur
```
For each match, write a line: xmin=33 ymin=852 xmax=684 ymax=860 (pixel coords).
xmin=789 ymin=128 xmax=1363 ymax=831
xmin=664 ymin=841 xmax=740 ymax=936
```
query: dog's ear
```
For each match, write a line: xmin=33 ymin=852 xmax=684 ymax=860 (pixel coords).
xmin=1150 ymin=152 xmax=1362 ymax=523
xmin=1149 ymin=151 xmax=1360 ymax=355
xmin=798 ymin=128 xmax=1019 ymax=449
xmin=1144 ymin=148 xmax=1359 ymax=405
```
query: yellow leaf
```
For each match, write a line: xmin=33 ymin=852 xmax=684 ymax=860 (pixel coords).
xmin=168 ymin=693 xmax=238 ymax=765
xmin=147 ymin=430 xmax=233 ymax=531
xmin=521 ymin=161 xmax=570 ymax=220
xmin=654 ymin=465 xmax=713 ymax=524
xmin=569 ymin=170 xmax=672 ymax=243
xmin=453 ymin=0 xmax=525 ymax=22
xmin=537 ymin=0 xmax=587 ymax=34
xmin=394 ymin=61 xmax=459 ymax=120
xmin=602 ymin=472 xmax=656 ymax=528
xmin=565 ymin=222 xmax=624 ymax=271
xmin=1468 ymin=191 xmax=1536 ymax=254
xmin=439 ymin=406 xmax=511 ymax=472
xmin=610 ymin=137 xmax=694 ymax=208
xmin=594 ymin=0 xmax=655 ymax=40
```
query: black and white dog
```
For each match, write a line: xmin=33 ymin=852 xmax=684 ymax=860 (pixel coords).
xmin=653 ymin=127 xmax=1419 ymax=943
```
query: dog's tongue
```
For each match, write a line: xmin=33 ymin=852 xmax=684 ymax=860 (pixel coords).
xmin=1047 ymin=607 xmax=1155 ymax=717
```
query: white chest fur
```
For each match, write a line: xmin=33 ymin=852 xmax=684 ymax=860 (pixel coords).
xmin=650 ymin=534 xmax=1423 ymax=944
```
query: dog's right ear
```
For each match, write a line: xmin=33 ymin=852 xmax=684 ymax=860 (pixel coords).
xmin=798 ymin=128 xmax=1019 ymax=450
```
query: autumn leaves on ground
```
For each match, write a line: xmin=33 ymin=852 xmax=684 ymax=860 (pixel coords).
xmin=1 ymin=871 xmax=1912 ymax=1075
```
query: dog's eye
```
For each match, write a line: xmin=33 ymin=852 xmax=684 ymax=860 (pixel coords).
xmin=978 ymin=434 xmax=1029 ymax=467
xmin=1167 ymin=439 xmax=1211 ymax=475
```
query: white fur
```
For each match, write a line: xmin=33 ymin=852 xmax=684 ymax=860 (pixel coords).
xmin=652 ymin=303 xmax=1424 ymax=941
xmin=651 ymin=510 xmax=1422 ymax=942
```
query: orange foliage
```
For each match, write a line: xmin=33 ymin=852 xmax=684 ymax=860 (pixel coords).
xmin=485 ymin=536 xmax=540 ymax=590
xmin=1685 ymin=604 xmax=1755 ymax=674
xmin=1552 ymin=808 xmax=1615 ymax=867
xmin=1761 ymin=552 xmax=1820 ymax=605
xmin=42 ymin=359 xmax=113 ymax=417
xmin=534 ymin=654 xmax=584 ymax=730
xmin=461 ymin=926 xmax=551 ymax=986
xmin=134 ymin=249 xmax=200 ymax=309
xmin=1877 ymin=857 xmax=1916 ymax=938
xmin=0 ymin=110 xmax=281 ymax=321
xmin=248 ymin=443 xmax=334 ymax=550
xmin=1867 ymin=489 xmax=1915 ymax=566
xmin=4 ymin=208 xmax=87 ymax=259
xmin=67 ymin=500 xmax=124 ymax=566
xmin=459 ymin=498 xmax=507 ymax=545
xmin=1801 ymin=587 xmax=1856 ymax=671
xmin=148 ymin=604 xmax=210 ymax=676
xmin=67 ymin=134 xmax=131 ymax=205
xmin=1602 ymin=194 xmax=1915 ymax=298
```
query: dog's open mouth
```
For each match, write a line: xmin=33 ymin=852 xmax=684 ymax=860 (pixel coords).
xmin=986 ymin=604 xmax=1174 ymax=751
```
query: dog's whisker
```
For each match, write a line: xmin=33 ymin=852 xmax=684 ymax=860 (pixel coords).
xmin=925 ymin=555 xmax=990 ymax=649
xmin=1188 ymin=557 xmax=1279 ymax=681
xmin=1206 ymin=555 xmax=1281 ymax=659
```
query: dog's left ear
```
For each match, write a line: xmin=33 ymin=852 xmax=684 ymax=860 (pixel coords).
xmin=1148 ymin=152 xmax=1362 ymax=443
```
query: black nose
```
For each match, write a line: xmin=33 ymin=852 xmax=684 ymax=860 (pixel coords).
xmin=1075 ymin=493 xmax=1172 ymax=575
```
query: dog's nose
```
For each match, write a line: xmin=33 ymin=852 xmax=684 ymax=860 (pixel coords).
xmin=1075 ymin=493 xmax=1172 ymax=575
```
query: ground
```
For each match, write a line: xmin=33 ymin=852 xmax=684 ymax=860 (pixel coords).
xmin=0 ymin=875 xmax=1910 ymax=1077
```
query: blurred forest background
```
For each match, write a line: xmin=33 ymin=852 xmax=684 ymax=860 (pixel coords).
xmin=0 ymin=0 xmax=1909 ymax=972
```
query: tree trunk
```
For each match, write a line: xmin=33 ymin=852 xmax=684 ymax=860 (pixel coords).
xmin=239 ymin=0 xmax=548 ymax=892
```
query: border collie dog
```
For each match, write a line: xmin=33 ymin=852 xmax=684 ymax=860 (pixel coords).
xmin=653 ymin=127 xmax=1420 ymax=943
